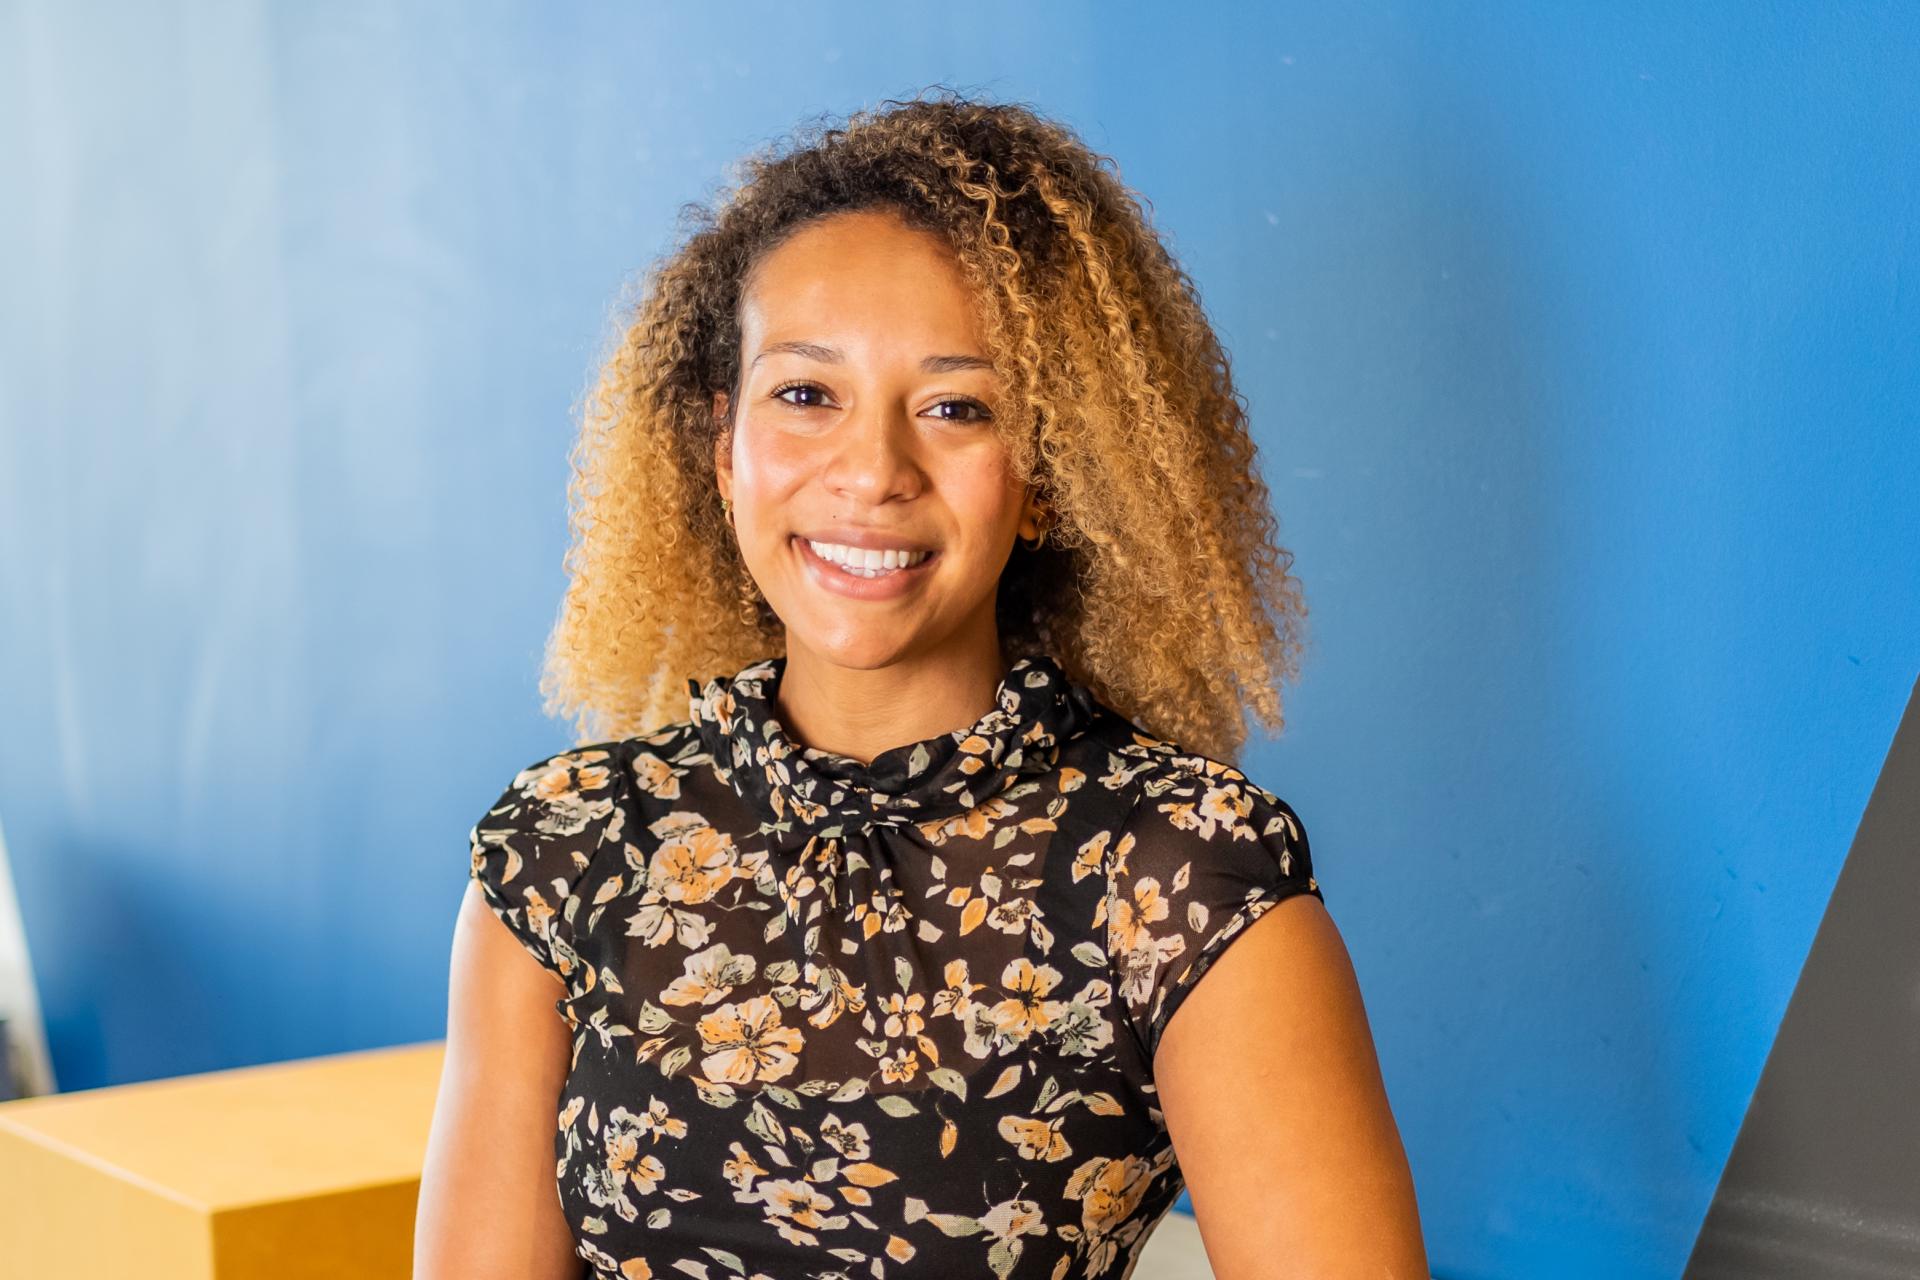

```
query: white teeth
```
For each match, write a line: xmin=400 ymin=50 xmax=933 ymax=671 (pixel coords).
xmin=804 ymin=539 xmax=932 ymax=576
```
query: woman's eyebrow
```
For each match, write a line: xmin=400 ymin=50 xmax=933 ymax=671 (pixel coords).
xmin=750 ymin=340 xmax=992 ymax=374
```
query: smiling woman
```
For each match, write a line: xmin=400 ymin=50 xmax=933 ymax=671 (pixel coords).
xmin=416 ymin=89 xmax=1428 ymax=1280
xmin=535 ymin=91 xmax=1316 ymax=765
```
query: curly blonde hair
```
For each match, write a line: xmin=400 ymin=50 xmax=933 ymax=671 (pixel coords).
xmin=540 ymin=88 xmax=1308 ymax=765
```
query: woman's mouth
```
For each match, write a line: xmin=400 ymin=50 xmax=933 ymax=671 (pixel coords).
xmin=800 ymin=537 xmax=934 ymax=576
xmin=792 ymin=535 xmax=940 ymax=599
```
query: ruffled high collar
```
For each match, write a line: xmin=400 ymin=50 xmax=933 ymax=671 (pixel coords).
xmin=687 ymin=652 xmax=1099 ymax=848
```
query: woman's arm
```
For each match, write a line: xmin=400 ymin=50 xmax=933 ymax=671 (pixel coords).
xmin=415 ymin=883 xmax=585 ymax=1280
xmin=1154 ymin=894 xmax=1429 ymax=1279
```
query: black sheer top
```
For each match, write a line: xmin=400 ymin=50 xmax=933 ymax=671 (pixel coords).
xmin=468 ymin=651 xmax=1321 ymax=1279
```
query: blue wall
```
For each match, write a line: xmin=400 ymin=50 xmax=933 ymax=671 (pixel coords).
xmin=1 ymin=4 xmax=1915 ymax=1277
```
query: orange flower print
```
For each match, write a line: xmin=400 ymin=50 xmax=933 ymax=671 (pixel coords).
xmin=916 ymin=794 xmax=1015 ymax=844
xmin=798 ymin=961 xmax=864 ymax=1029
xmin=1160 ymin=779 xmax=1255 ymax=841
xmin=696 ymin=995 xmax=803 ymax=1084
xmin=878 ymin=1047 xmax=919 ymax=1083
xmin=754 ymin=1177 xmax=847 ymax=1247
xmin=723 ymin=1140 xmax=769 ymax=1193
xmin=1070 ymin=828 xmax=1115 ymax=884
xmin=569 ymin=761 xmax=613 ymax=794
xmin=879 ymin=991 xmax=926 ymax=1040
xmin=629 ymin=750 xmax=681 ymax=800
xmin=634 ymin=1095 xmax=687 ymax=1143
xmin=1066 ymin=1154 xmax=1155 ymax=1273
xmin=646 ymin=821 xmax=737 ymax=904
xmin=768 ymin=775 xmax=831 ymax=827
xmin=1107 ymin=876 xmax=1169 ymax=955
xmin=529 ymin=761 xmax=582 ymax=800
xmin=994 ymin=958 xmax=1066 ymax=1039
xmin=998 ymin=1113 xmax=1072 ymax=1162
xmin=931 ymin=958 xmax=984 ymax=1020
xmin=603 ymin=1108 xmax=667 ymax=1186
xmin=625 ymin=1153 xmax=667 ymax=1196
xmin=584 ymin=1106 xmax=668 ymax=1224
xmin=778 ymin=860 xmax=820 ymax=907
xmin=986 ymin=895 xmax=1039 ymax=936
xmin=818 ymin=1113 xmax=871 ymax=1161
xmin=851 ymin=891 xmax=911 ymax=939
xmin=522 ymin=754 xmax=614 ymax=838
xmin=1110 ymin=872 xmax=1190 ymax=1006
xmin=964 ymin=958 xmax=1066 ymax=1057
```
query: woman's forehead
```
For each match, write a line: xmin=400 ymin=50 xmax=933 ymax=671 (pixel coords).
xmin=740 ymin=219 xmax=988 ymax=368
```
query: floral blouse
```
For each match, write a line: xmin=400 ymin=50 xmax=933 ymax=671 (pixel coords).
xmin=468 ymin=651 xmax=1322 ymax=1280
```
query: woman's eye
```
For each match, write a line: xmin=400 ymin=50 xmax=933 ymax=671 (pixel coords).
xmin=928 ymin=398 xmax=992 ymax=423
xmin=772 ymin=382 xmax=830 ymax=409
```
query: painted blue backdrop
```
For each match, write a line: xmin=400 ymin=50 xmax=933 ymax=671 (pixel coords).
xmin=1 ymin=4 xmax=1915 ymax=1277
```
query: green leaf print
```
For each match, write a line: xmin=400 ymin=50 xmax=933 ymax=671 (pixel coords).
xmin=928 ymin=1066 xmax=969 ymax=1100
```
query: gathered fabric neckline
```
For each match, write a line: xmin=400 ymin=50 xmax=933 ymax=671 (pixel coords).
xmin=686 ymin=651 xmax=1100 ymax=848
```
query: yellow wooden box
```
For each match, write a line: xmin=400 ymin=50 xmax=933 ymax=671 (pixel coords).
xmin=0 ymin=1040 xmax=444 ymax=1279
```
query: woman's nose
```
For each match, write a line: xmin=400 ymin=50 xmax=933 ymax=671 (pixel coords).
xmin=820 ymin=400 xmax=923 ymax=503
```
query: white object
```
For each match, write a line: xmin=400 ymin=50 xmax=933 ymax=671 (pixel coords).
xmin=1134 ymin=1208 xmax=1216 ymax=1279
xmin=0 ymin=815 xmax=55 ymax=1098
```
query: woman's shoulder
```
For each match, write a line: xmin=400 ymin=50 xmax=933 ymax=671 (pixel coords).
xmin=1075 ymin=712 xmax=1309 ymax=862
xmin=1074 ymin=717 xmax=1322 ymax=1057
xmin=466 ymin=719 xmax=706 ymax=976
xmin=471 ymin=714 xmax=716 ymax=842
xmin=1074 ymin=712 xmax=1320 ymax=930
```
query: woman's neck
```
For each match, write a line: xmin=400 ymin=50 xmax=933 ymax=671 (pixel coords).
xmin=773 ymin=630 xmax=1010 ymax=765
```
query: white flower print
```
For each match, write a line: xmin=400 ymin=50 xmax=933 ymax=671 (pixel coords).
xmin=662 ymin=942 xmax=758 ymax=1007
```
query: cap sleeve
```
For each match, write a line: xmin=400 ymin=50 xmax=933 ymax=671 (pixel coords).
xmin=1106 ymin=760 xmax=1322 ymax=1060
xmin=467 ymin=744 xmax=627 ymax=984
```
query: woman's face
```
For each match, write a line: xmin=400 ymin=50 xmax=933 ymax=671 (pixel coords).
xmin=713 ymin=207 xmax=1041 ymax=670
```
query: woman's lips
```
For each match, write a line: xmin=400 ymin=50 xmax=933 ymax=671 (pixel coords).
xmin=791 ymin=534 xmax=940 ymax=601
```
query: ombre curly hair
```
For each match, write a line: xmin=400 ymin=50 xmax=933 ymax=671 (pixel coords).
xmin=539 ymin=88 xmax=1308 ymax=765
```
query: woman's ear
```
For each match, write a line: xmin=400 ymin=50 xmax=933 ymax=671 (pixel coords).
xmin=1016 ymin=481 xmax=1047 ymax=540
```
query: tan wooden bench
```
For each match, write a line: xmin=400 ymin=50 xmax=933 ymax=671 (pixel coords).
xmin=0 ymin=1041 xmax=441 ymax=1279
